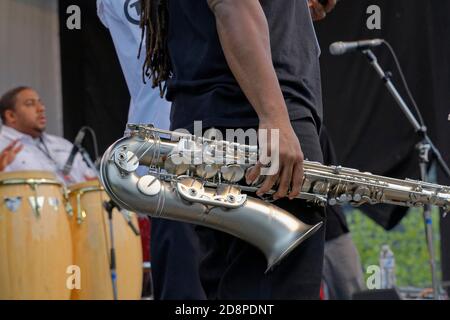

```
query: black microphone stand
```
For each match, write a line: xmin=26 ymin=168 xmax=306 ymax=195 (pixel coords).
xmin=361 ymin=49 xmax=450 ymax=300
xmin=103 ymin=200 xmax=119 ymax=300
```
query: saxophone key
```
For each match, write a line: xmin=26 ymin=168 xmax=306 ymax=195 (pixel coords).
xmin=337 ymin=194 xmax=352 ymax=203
xmin=196 ymin=164 xmax=220 ymax=179
xmin=352 ymin=186 xmax=370 ymax=202
xmin=312 ymin=181 xmax=329 ymax=195
xmin=328 ymin=198 xmax=338 ymax=206
xmin=221 ymin=165 xmax=245 ymax=183
xmin=114 ymin=148 xmax=139 ymax=173
xmin=137 ymin=175 xmax=162 ymax=196
xmin=164 ymin=153 xmax=190 ymax=175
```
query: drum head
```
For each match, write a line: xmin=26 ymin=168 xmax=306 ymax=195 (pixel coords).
xmin=69 ymin=179 xmax=102 ymax=193
xmin=0 ymin=170 xmax=59 ymax=182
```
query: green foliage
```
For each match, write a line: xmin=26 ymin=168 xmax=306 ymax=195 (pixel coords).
xmin=347 ymin=207 xmax=441 ymax=287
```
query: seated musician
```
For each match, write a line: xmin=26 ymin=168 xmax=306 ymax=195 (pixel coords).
xmin=0 ymin=86 xmax=95 ymax=184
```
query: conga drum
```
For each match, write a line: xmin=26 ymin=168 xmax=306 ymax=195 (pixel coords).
xmin=0 ymin=171 xmax=73 ymax=300
xmin=68 ymin=180 xmax=143 ymax=300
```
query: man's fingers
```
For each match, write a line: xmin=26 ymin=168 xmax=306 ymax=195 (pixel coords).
xmin=311 ymin=0 xmax=325 ymax=11
xmin=309 ymin=0 xmax=326 ymax=20
xmin=13 ymin=144 xmax=23 ymax=155
xmin=325 ymin=0 xmax=337 ymax=13
xmin=0 ymin=141 xmax=22 ymax=169
xmin=3 ymin=140 xmax=19 ymax=152
xmin=0 ymin=153 xmax=9 ymax=171
xmin=246 ymin=162 xmax=262 ymax=184
xmin=314 ymin=7 xmax=326 ymax=19
xmin=273 ymin=164 xmax=294 ymax=200
xmin=289 ymin=164 xmax=304 ymax=200
xmin=3 ymin=145 xmax=13 ymax=152
xmin=257 ymin=173 xmax=279 ymax=197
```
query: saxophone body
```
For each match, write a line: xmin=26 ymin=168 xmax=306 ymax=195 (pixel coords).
xmin=100 ymin=124 xmax=450 ymax=271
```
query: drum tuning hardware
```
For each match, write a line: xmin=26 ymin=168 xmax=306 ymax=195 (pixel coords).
xmin=48 ymin=197 xmax=60 ymax=212
xmin=4 ymin=197 xmax=22 ymax=213
xmin=28 ymin=196 xmax=45 ymax=218
xmin=77 ymin=209 xmax=87 ymax=225
xmin=65 ymin=202 xmax=73 ymax=217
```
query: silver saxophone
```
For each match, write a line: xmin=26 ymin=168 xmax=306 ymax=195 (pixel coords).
xmin=100 ymin=124 xmax=450 ymax=271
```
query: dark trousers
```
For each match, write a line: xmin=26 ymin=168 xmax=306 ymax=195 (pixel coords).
xmin=198 ymin=118 xmax=325 ymax=299
xmin=151 ymin=117 xmax=325 ymax=299
xmin=151 ymin=220 xmax=207 ymax=299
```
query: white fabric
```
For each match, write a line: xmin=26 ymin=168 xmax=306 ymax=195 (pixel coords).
xmin=0 ymin=126 xmax=94 ymax=185
xmin=97 ymin=0 xmax=171 ymax=130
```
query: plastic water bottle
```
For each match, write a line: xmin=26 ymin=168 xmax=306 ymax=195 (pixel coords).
xmin=379 ymin=244 xmax=396 ymax=289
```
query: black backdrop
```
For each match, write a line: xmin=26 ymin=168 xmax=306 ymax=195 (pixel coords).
xmin=59 ymin=0 xmax=450 ymax=290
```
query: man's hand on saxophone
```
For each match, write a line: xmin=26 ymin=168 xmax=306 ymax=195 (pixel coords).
xmin=246 ymin=117 xmax=304 ymax=201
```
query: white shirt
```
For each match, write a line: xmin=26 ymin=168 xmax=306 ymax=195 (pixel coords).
xmin=97 ymin=0 xmax=171 ymax=130
xmin=0 ymin=126 xmax=94 ymax=185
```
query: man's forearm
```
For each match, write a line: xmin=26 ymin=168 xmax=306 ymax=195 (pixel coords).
xmin=208 ymin=0 xmax=290 ymax=123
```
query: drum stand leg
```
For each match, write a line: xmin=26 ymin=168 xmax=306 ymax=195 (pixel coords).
xmin=142 ymin=262 xmax=154 ymax=299
xmin=104 ymin=200 xmax=119 ymax=300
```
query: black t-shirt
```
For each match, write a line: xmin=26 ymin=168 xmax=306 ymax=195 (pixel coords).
xmin=167 ymin=0 xmax=323 ymax=132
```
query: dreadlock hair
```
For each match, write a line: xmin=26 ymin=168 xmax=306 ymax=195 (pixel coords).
xmin=139 ymin=0 xmax=172 ymax=98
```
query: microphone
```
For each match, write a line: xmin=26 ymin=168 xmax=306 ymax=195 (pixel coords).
xmin=62 ymin=128 xmax=86 ymax=176
xmin=329 ymin=39 xmax=384 ymax=56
